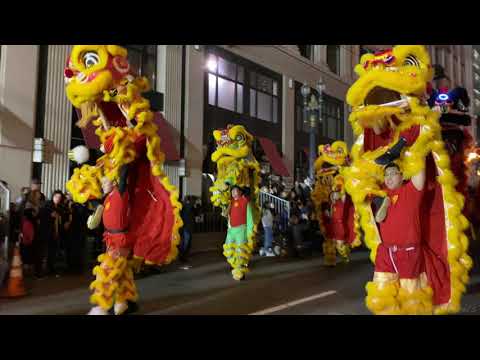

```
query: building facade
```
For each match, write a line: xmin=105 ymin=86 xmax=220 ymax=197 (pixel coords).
xmin=0 ymin=44 xmax=475 ymax=201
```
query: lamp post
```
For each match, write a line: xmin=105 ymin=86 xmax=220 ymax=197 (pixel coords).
xmin=301 ymin=79 xmax=325 ymax=184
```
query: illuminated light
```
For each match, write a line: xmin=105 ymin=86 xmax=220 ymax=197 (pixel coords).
xmin=467 ymin=152 xmax=480 ymax=163
xmin=438 ymin=94 xmax=449 ymax=101
xmin=206 ymin=57 xmax=217 ymax=72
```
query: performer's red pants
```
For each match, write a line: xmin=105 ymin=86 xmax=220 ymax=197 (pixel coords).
xmin=375 ymin=244 xmax=423 ymax=279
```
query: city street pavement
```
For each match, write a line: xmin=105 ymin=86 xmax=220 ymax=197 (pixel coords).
xmin=1 ymin=248 xmax=480 ymax=315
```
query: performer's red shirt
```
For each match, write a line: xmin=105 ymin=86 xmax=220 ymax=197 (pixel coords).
xmin=379 ymin=181 xmax=424 ymax=247
xmin=229 ymin=196 xmax=249 ymax=227
xmin=103 ymin=188 xmax=130 ymax=231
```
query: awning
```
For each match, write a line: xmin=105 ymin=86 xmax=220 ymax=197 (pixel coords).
xmin=257 ymin=137 xmax=290 ymax=177
xmin=76 ymin=109 xmax=180 ymax=161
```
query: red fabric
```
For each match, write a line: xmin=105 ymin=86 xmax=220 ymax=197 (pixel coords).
xmin=76 ymin=108 xmax=101 ymax=149
xmin=100 ymin=102 xmax=127 ymax=128
xmin=21 ymin=219 xmax=34 ymax=246
xmin=152 ymin=112 xmax=180 ymax=161
xmin=345 ymin=197 xmax=356 ymax=245
xmin=103 ymin=189 xmax=130 ymax=232
xmin=421 ymin=154 xmax=451 ymax=305
xmin=331 ymin=200 xmax=346 ymax=241
xmin=104 ymin=232 xmax=131 ymax=249
xmin=331 ymin=196 xmax=356 ymax=245
xmin=364 ymin=126 xmax=452 ymax=305
xmin=375 ymin=244 xmax=423 ymax=279
xmin=363 ymin=121 xmax=420 ymax=151
xmin=104 ymin=135 xmax=115 ymax=154
xmin=229 ymin=196 xmax=249 ymax=227
xmin=322 ymin=212 xmax=334 ymax=239
xmin=258 ymin=137 xmax=290 ymax=177
xmin=128 ymin=158 xmax=177 ymax=264
xmin=379 ymin=181 xmax=424 ymax=247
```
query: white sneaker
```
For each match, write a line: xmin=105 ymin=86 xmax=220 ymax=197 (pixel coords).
xmin=87 ymin=306 xmax=109 ymax=315
xmin=265 ymin=249 xmax=275 ymax=257
xmin=259 ymin=248 xmax=266 ymax=256
xmin=114 ymin=302 xmax=129 ymax=315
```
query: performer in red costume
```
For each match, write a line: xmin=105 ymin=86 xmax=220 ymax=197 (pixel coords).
xmin=374 ymin=163 xmax=427 ymax=294
xmin=330 ymin=191 xmax=356 ymax=262
xmin=87 ymin=164 xmax=138 ymax=316
xmin=365 ymin=117 xmax=451 ymax=310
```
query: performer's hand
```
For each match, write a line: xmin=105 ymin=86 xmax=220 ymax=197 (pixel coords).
xmin=87 ymin=205 xmax=104 ymax=230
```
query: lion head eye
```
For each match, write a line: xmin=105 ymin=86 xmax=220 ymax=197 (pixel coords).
xmin=236 ymin=135 xmax=244 ymax=142
xmin=83 ymin=51 xmax=100 ymax=69
xmin=403 ymin=55 xmax=420 ymax=67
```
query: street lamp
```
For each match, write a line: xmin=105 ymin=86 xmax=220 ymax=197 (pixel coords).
xmin=301 ymin=78 xmax=325 ymax=184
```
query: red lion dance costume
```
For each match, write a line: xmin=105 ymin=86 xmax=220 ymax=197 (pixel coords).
xmin=64 ymin=45 xmax=182 ymax=315
xmin=311 ymin=141 xmax=360 ymax=266
xmin=344 ymin=45 xmax=472 ymax=315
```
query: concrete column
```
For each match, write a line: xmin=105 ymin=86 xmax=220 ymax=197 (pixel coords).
xmin=282 ymin=75 xmax=295 ymax=185
xmin=162 ymin=45 xmax=183 ymax=189
xmin=319 ymin=45 xmax=327 ymax=65
xmin=41 ymin=45 xmax=73 ymax=198
xmin=0 ymin=45 xmax=39 ymax=198
xmin=463 ymin=45 xmax=475 ymax=139
xmin=184 ymin=45 xmax=204 ymax=197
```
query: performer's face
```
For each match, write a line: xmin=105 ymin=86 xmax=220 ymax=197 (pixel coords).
xmin=101 ymin=177 xmax=114 ymax=194
xmin=53 ymin=193 xmax=63 ymax=205
xmin=231 ymin=188 xmax=241 ymax=199
xmin=384 ymin=167 xmax=403 ymax=190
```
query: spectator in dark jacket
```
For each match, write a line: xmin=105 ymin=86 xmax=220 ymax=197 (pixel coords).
xmin=36 ymin=190 xmax=66 ymax=277
xmin=64 ymin=194 xmax=90 ymax=274
xmin=179 ymin=196 xmax=195 ymax=262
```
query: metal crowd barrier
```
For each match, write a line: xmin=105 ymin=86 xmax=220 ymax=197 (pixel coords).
xmin=0 ymin=182 xmax=10 ymax=284
xmin=193 ymin=211 xmax=227 ymax=233
xmin=259 ymin=191 xmax=290 ymax=232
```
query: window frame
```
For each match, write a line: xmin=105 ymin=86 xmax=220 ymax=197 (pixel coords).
xmin=326 ymin=45 xmax=341 ymax=75
xmin=205 ymin=46 xmax=282 ymax=125
xmin=207 ymin=53 xmax=245 ymax=114
xmin=123 ymin=45 xmax=158 ymax=90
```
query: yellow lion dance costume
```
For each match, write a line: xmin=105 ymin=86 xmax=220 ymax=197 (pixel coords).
xmin=344 ymin=45 xmax=471 ymax=315
xmin=209 ymin=125 xmax=261 ymax=280
xmin=64 ymin=45 xmax=182 ymax=315
xmin=312 ymin=141 xmax=361 ymax=266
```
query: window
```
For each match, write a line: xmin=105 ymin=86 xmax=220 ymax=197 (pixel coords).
xmin=295 ymin=86 xmax=319 ymax=133
xmin=123 ymin=45 xmax=157 ymax=90
xmin=327 ymin=45 xmax=340 ymax=75
xmin=322 ymin=94 xmax=344 ymax=140
xmin=249 ymin=71 xmax=280 ymax=123
xmin=207 ymin=54 xmax=244 ymax=114
xmin=206 ymin=47 xmax=282 ymax=125
xmin=297 ymin=45 xmax=313 ymax=60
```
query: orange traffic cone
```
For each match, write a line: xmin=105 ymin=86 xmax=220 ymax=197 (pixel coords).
xmin=1 ymin=244 xmax=26 ymax=298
